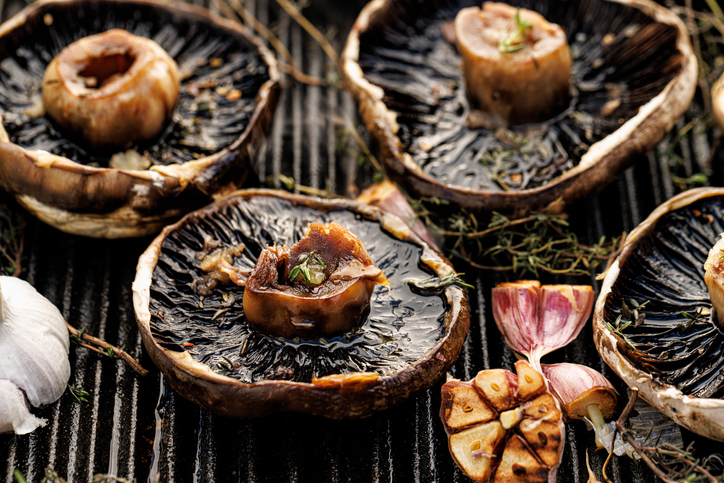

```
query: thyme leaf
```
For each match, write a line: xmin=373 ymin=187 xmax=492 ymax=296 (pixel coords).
xmin=289 ymin=251 xmax=314 ymax=284
xmin=498 ymin=8 xmax=533 ymax=53
xmin=68 ymin=384 xmax=89 ymax=404
xmin=409 ymin=272 xmax=475 ymax=292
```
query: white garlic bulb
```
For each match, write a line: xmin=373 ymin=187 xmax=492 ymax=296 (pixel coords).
xmin=0 ymin=276 xmax=70 ymax=434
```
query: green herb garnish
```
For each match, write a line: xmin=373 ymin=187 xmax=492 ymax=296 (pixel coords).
xmin=498 ymin=8 xmax=533 ymax=53
xmin=289 ymin=251 xmax=324 ymax=285
xmin=409 ymin=272 xmax=474 ymax=292
xmin=68 ymin=384 xmax=90 ymax=404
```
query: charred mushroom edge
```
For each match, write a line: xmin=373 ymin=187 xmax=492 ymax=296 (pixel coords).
xmin=132 ymin=188 xmax=471 ymax=419
xmin=342 ymin=0 xmax=697 ymax=215
xmin=593 ymin=187 xmax=724 ymax=441
xmin=0 ymin=0 xmax=280 ymax=238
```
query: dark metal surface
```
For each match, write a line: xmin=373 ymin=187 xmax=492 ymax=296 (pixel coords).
xmin=1 ymin=0 xmax=724 ymax=481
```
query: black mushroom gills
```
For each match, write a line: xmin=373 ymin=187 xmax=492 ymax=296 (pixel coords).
xmin=0 ymin=0 xmax=279 ymax=237
xmin=342 ymin=0 xmax=697 ymax=215
xmin=243 ymin=222 xmax=390 ymax=339
xmin=132 ymin=189 xmax=470 ymax=418
xmin=593 ymin=188 xmax=724 ymax=441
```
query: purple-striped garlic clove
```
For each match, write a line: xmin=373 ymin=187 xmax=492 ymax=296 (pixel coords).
xmin=356 ymin=180 xmax=440 ymax=250
xmin=492 ymin=281 xmax=594 ymax=369
xmin=542 ymin=363 xmax=618 ymax=450
xmin=541 ymin=363 xmax=617 ymax=421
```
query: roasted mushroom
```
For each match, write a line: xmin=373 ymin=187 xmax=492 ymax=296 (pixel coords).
xmin=132 ymin=189 xmax=470 ymax=418
xmin=593 ymin=187 xmax=724 ymax=441
xmin=0 ymin=0 xmax=279 ymax=237
xmin=343 ymin=0 xmax=697 ymax=215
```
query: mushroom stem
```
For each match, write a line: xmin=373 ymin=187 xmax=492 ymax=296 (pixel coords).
xmin=0 ymin=283 xmax=4 ymax=323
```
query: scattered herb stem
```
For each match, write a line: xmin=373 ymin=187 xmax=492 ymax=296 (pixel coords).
xmin=409 ymin=271 xmax=474 ymax=292
xmin=602 ymin=389 xmax=723 ymax=483
xmin=67 ymin=323 xmax=149 ymax=376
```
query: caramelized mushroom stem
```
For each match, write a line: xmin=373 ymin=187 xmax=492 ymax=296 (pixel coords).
xmin=42 ymin=29 xmax=180 ymax=150
xmin=455 ymin=3 xmax=572 ymax=127
xmin=243 ymin=222 xmax=389 ymax=339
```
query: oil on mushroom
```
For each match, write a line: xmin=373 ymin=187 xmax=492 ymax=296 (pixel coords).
xmin=594 ymin=187 xmax=724 ymax=441
xmin=343 ymin=0 xmax=697 ymax=215
xmin=0 ymin=0 xmax=279 ymax=237
xmin=133 ymin=189 xmax=470 ymax=418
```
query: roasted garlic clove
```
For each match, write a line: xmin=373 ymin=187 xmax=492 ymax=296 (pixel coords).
xmin=542 ymin=363 xmax=617 ymax=449
xmin=440 ymin=360 xmax=565 ymax=482
xmin=541 ymin=363 xmax=617 ymax=421
xmin=492 ymin=281 xmax=594 ymax=370
xmin=243 ymin=222 xmax=389 ymax=339
xmin=42 ymin=29 xmax=180 ymax=150
xmin=455 ymin=3 xmax=571 ymax=127
xmin=0 ymin=276 xmax=70 ymax=434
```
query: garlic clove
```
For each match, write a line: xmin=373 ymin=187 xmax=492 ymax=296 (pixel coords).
xmin=356 ymin=180 xmax=440 ymax=250
xmin=538 ymin=285 xmax=595 ymax=356
xmin=0 ymin=379 xmax=47 ymax=434
xmin=492 ymin=281 xmax=594 ymax=369
xmin=440 ymin=380 xmax=497 ymax=430
xmin=0 ymin=276 xmax=70 ymax=434
xmin=541 ymin=363 xmax=617 ymax=421
xmin=491 ymin=280 xmax=540 ymax=358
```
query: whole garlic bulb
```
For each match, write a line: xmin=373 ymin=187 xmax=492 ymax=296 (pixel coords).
xmin=0 ymin=276 xmax=70 ymax=434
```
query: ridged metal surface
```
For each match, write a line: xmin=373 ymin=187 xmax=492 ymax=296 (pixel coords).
xmin=2 ymin=0 xmax=724 ymax=481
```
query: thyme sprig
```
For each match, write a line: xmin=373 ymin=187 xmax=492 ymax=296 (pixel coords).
xmin=498 ymin=8 xmax=533 ymax=53
xmin=603 ymin=389 xmax=724 ymax=483
xmin=411 ymin=205 xmax=622 ymax=277
xmin=67 ymin=323 xmax=149 ymax=376
xmin=67 ymin=384 xmax=89 ymax=404
xmin=409 ymin=271 xmax=474 ymax=292
xmin=289 ymin=251 xmax=324 ymax=284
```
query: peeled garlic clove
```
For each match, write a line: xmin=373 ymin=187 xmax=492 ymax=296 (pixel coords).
xmin=492 ymin=281 xmax=594 ymax=369
xmin=0 ymin=276 xmax=70 ymax=434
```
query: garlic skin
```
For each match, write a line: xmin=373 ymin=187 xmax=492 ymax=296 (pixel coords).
xmin=0 ymin=276 xmax=70 ymax=434
xmin=541 ymin=363 xmax=617 ymax=420
xmin=491 ymin=281 xmax=594 ymax=370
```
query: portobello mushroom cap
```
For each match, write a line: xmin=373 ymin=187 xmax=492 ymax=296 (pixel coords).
xmin=0 ymin=0 xmax=279 ymax=238
xmin=132 ymin=189 xmax=470 ymax=418
xmin=593 ymin=188 xmax=724 ymax=441
xmin=342 ymin=0 xmax=697 ymax=216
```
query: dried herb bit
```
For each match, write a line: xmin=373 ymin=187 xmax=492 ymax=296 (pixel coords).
xmin=602 ymin=389 xmax=723 ymax=483
xmin=498 ymin=8 xmax=533 ymax=53
xmin=67 ymin=384 xmax=89 ymax=404
xmin=606 ymin=315 xmax=636 ymax=351
xmin=409 ymin=272 xmax=474 ymax=292
xmin=0 ymin=199 xmax=24 ymax=276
